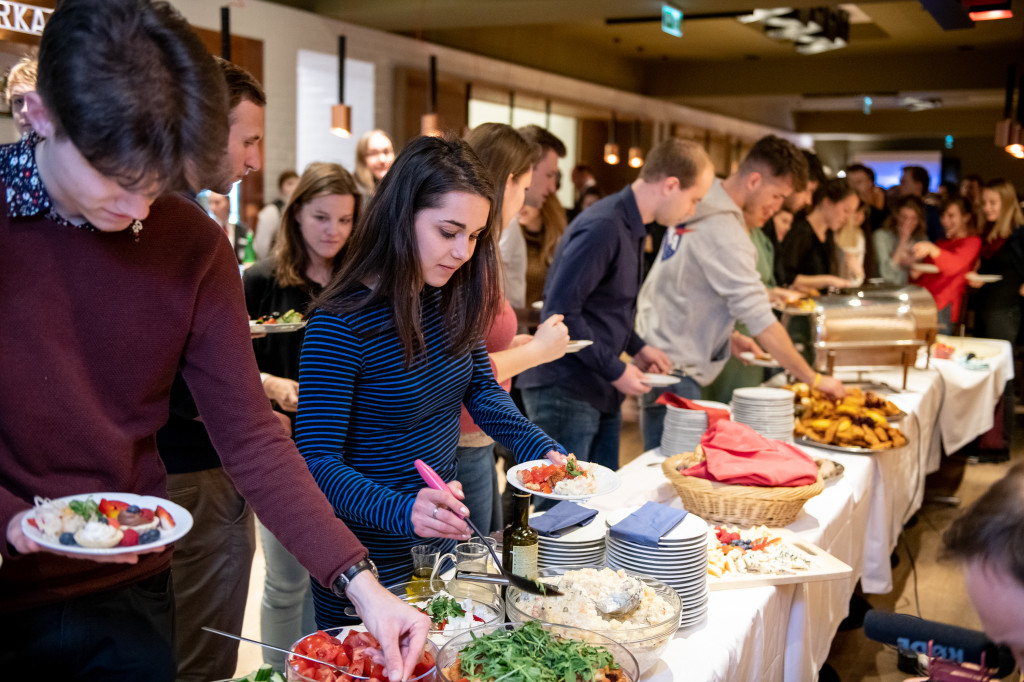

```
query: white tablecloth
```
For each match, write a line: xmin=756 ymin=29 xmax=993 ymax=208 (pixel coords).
xmin=583 ymin=345 xmax=1012 ymax=680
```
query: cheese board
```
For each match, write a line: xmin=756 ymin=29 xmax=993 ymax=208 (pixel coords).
xmin=707 ymin=526 xmax=852 ymax=590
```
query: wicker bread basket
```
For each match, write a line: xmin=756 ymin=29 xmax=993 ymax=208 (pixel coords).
xmin=661 ymin=451 xmax=823 ymax=527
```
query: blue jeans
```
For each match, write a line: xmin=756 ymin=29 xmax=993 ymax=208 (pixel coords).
xmin=259 ymin=522 xmax=316 ymax=670
xmin=521 ymin=385 xmax=621 ymax=470
xmin=639 ymin=375 xmax=702 ymax=452
xmin=455 ymin=443 xmax=503 ymax=535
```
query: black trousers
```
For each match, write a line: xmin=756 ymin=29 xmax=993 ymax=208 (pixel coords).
xmin=0 ymin=569 xmax=176 ymax=682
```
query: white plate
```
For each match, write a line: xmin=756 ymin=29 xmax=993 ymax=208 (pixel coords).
xmin=738 ymin=351 xmax=780 ymax=368
xmin=507 ymin=461 xmax=621 ymax=501
xmin=641 ymin=373 xmax=681 ymax=387
xmin=604 ymin=506 xmax=708 ymax=543
xmin=965 ymin=273 xmax=1003 ymax=284
xmin=531 ymin=510 xmax=607 ymax=543
xmin=22 ymin=493 xmax=193 ymax=556
xmin=565 ymin=339 xmax=594 ymax=353
xmin=249 ymin=321 xmax=306 ymax=333
xmin=732 ymin=387 xmax=794 ymax=401
xmin=912 ymin=262 xmax=940 ymax=274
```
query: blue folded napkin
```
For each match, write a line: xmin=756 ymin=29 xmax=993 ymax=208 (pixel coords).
xmin=531 ymin=501 xmax=599 ymax=537
xmin=608 ymin=501 xmax=687 ymax=547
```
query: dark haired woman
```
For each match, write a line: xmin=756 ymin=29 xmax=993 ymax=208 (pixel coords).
xmin=777 ymin=178 xmax=857 ymax=291
xmin=244 ymin=162 xmax=360 ymax=667
xmin=909 ymin=197 xmax=980 ymax=334
xmin=873 ymin=195 xmax=927 ymax=286
xmin=295 ymin=135 xmax=566 ymax=627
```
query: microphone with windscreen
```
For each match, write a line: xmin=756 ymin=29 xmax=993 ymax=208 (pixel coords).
xmin=864 ymin=610 xmax=1016 ymax=679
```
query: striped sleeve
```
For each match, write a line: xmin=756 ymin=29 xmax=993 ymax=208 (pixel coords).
xmin=295 ymin=312 xmax=417 ymax=536
xmin=462 ymin=341 xmax=567 ymax=463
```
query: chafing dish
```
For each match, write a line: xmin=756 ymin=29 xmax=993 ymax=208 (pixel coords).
xmin=809 ymin=284 xmax=937 ymax=387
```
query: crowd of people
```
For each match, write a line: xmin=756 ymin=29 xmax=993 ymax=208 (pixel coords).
xmin=2 ymin=1 xmax=1024 ymax=680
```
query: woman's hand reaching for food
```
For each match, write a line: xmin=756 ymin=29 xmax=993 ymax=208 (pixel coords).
xmin=263 ymin=376 xmax=300 ymax=412
xmin=912 ymin=241 xmax=940 ymax=261
xmin=544 ymin=449 xmax=567 ymax=465
xmin=530 ymin=314 xmax=570 ymax=363
xmin=412 ymin=484 xmax=470 ymax=540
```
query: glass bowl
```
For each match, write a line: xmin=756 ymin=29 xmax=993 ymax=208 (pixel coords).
xmin=286 ymin=626 xmax=438 ymax=682
xmin=504 ymin=566 xmax=681 ymax=674
xmin=436 ymin=621 xmax=640 ymax=682
xmin=385 ymin=579 xmax=504 ymax=646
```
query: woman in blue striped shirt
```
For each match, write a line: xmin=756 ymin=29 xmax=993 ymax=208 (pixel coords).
xmin=295 ymin=135 xmax=566 ymax=627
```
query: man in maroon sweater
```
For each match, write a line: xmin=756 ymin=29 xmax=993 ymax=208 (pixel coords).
xmin=0 ymin=1 xmax=429 ymax=679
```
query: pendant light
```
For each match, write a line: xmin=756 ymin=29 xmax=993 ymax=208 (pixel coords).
xmin=1006 ymin=75 xmax=1024 ymax=159
xmin=604 ymin=113 xmax=620 ymax=165
xmin=995 ymin=65 xmax=1016 ymax=150
xmin=628 ymin=119 xmax=644 ymax=169
xmin=331 ymin=36 xmax=352 ymax=138
xmin=421 ymin=56 xmax=440 ymax=137
xmin=220 ymin=7 xmax=231 ymax=60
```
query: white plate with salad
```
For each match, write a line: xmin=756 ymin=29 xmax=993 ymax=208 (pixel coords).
xmin=249 ymin=309 xmax=306 ymax=333
xmin=507 ymin=455 xmax=621 ymax=501
xmin=22 ymin=493 xmax=192 ymax=556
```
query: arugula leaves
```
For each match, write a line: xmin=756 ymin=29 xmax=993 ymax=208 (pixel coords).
xmin=421 ymin=595 xmax=466 ymax=627
xmin=458 ymin=621 xmax=620 ymax=682
xmin=565 ymin=455 xmax=584 ymax=479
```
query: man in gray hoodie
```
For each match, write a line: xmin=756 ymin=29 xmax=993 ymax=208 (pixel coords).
xmin=635 ymin=135 xmax=845 ymax=450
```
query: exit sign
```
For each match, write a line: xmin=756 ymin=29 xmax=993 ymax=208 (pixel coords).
xmin=662 ymin=4 xmax=683 ymax=37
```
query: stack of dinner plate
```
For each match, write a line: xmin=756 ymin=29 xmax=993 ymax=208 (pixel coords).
xmin=730 ymin=387 xmax=795 ymax=442
xmin=660 ymin=400 xmax=729 ymax=456
xmin=604 ymin=507 xmax=710 ymax=627
xmin=530 ymin=510 xmax=606 ymax=568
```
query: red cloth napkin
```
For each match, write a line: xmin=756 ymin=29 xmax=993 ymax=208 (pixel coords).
xmin=680 ymin=420 xmax=818 ymax=487
xmin=657 ymin=393 xmax=730 ymax=427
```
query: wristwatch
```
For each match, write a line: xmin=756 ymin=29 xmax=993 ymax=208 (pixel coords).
xmin=331 ymin=557 xmax=379 ymax=599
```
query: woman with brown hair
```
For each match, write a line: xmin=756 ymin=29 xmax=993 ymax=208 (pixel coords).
xmin=295 ymin=135 xmax=566 ymax=627
xmin=353 ymin=128 xmax=395 ymax=197
xmin=458 ymin=122 xmax=568 ymax=534
xmin=243 ymin=161 xmax=361 ymax=667
xmin=910 ymin=197 xmax=981 ymax=334
xmin=873 ymin=194 xmax=927 ymax=285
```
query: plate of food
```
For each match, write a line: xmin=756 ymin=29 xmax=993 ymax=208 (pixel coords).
xmin=739 ymin=351 xmax=780 ymax=368
xmin=912 ymin=262 xmax=940 ymax=274
xmin=21 ymin=493 xmax=192 ymax=555
xmin=707 ymin=525 xmax=852 ymax=589
xmin=436 ymin=620 xmax=639 ymax=682
xmin=815 ymin=458 xmax=845 ymax=481
xmin=507 ymin=455 xmax=621 ymax=500
xmin=966 ymin=272 xmax=1002 ymax=284
xmin=565 ymin=339 xmax=594 ymax=353
xmin=790 ymin=385 xmax=909 ymax=452
xmin=249 ymin=309 xmax=306 ymax=333
xmin=772 ymin=297 xmax=817 ymax=315
xmin=641 ymin=373 xmax=680 ymax=387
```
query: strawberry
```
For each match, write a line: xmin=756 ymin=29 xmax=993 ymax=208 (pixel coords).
xmin=119 ymin=528 xmax=139 ymax=547
xmin=141 ymin=508 xmax=155 ymax=523
xmin=108 ymin=517 xmax=121 ymax=529
xmin=99 ymin=498 xmax=129 ymax=519
xmin=155 ymin=505 xmax=176 ymax=530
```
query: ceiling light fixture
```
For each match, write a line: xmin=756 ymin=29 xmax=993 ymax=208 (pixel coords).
xmin=628 ymin=119 xmax=644 ymax=168
xmin=421 ymin=55 xmax=440 ymax=137
xmin=741 ymin=6 xmax=849 ymax=54
xmin=963 ymin=0 xmax=1013 ymax=21
xmin=604 ymin=114 xmax=620 ymax=165
xmin=330 ymin=36 xmax=352 ymax=138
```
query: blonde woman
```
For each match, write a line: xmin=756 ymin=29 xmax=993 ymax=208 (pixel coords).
xmin=834 ymin=202 xmax=868 ymax=286
xmin=353 ymin=128 xmax=395 ymax=196
xmin=971 ymin=179 xmax=1024 ymax=341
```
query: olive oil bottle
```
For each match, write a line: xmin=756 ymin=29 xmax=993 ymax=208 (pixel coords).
xmin=502 ymin=491 xmax=538 ymax=579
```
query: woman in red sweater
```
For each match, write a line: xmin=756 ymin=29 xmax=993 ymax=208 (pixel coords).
xmin=910 ymin=197 xmax=981 ymax=334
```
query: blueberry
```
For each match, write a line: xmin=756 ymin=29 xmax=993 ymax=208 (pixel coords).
xmin=138 ymin=529 xmax=161 ymax=544
xmin=98 ymin=516 xmax=108 ymax=524
xmin=59 ymin=532 xmax=77 ymax=546
xmin=125 ymin=505 xmax=141 ymax=514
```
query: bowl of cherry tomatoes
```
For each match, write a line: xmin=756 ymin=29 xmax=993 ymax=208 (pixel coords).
xmin=287 ymin=627 xmax=437 ymax=682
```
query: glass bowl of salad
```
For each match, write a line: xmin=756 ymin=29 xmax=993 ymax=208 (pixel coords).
xmin=385 ymin=580 xmax=504 ymax=645
xmin=436 ymin=620 xmax=639 ymax=682
xmin=286 ymin=626 xmax=437 ymax=682
xmin=504 ymin=566 xmax=681 ymax=674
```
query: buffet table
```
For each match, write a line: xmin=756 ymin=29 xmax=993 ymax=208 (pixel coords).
xmin=582 ymin=339 xmax=1013 ymax=681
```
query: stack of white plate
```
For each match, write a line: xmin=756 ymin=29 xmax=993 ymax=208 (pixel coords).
xmin=730 ymin=387 xmax=795 ymax=442
xmin=660 ymin=400 xmax=729 ymax=456
xmin=604 ymin=507 xmax=709 ymax=627
xmin=530 ymin=510 xmax=606 ymax=568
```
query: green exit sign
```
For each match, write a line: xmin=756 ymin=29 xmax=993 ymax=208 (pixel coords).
xmin=662 ymin=5 xmax=683 ymax=37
